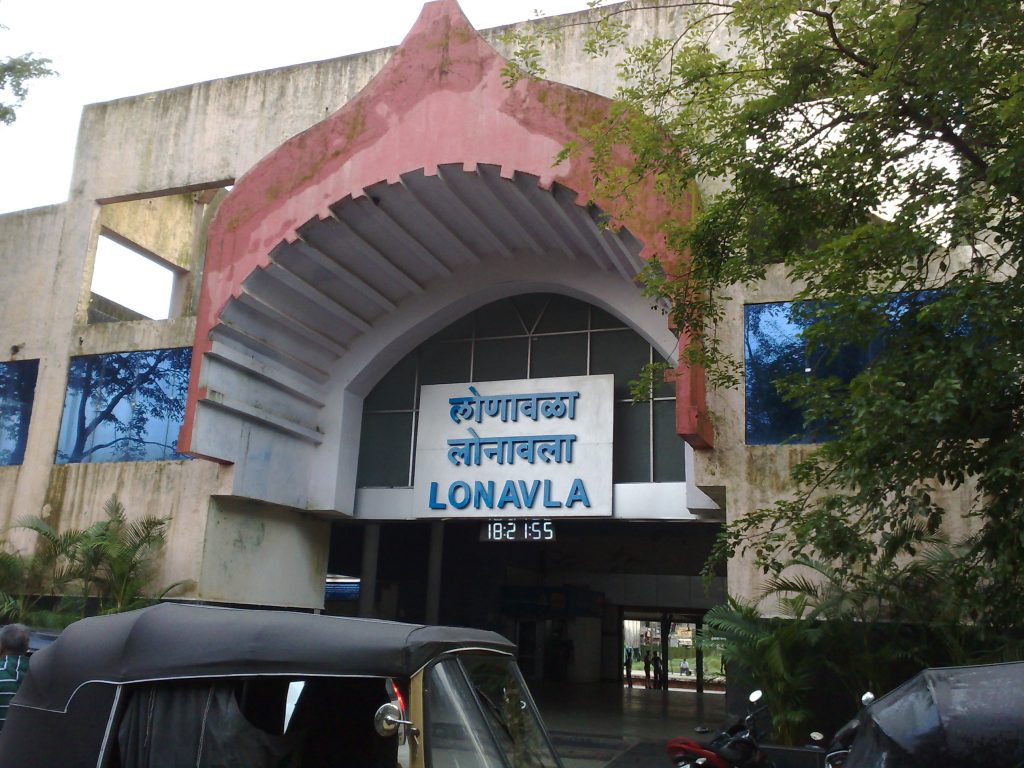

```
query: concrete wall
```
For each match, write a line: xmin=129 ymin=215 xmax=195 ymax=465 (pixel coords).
xmin=99 ymin=194 xmax=196 ymax=270
xmin=67 ymin=6 xmax=698 ymax=207
xmin=0 ymin=204 xmax=71 ymax=543
xmin=0 ymin=205 xmax=66 ymax=355
xmin=199 ymin=497 xmax=330 ymax=609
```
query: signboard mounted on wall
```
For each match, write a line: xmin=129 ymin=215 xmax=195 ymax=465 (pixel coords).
xmin=414 ymin=375 xmax=614 ymax=518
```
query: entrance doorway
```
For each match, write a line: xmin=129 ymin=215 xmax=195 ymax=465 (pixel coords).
xmin=622 ymin=611 xmax=726 ymax=692
xmin=668 ymin=620 xmax=698 ymax=684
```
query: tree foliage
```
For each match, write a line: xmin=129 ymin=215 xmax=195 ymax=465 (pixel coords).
xmin=701 ymin=538 xmax=1020 ymax=742
xmin=76 ymin=494 xmax=190 ymax=615
xmin=0 ymin=23 xmax=54 ymax=125
xmin=0 ymin=516 xmax=81 ymax=627
xmin=509 ymin=0 xmax=1024 ymax=634
xmin=700 ymin=598 xmax=820 ymax=744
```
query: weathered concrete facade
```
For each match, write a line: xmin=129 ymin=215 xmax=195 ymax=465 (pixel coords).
xmin=0 ymin=0 xmax=819 ymax=630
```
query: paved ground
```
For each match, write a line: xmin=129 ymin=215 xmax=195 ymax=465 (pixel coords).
xmin=546 ymin=736 xmax=676 ymax=768
xmin=532 ymin=682 xmax=728 ymax=768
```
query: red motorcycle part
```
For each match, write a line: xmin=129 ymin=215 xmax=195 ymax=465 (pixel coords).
xmin=666 ymin=736 xmax=730 ymax=768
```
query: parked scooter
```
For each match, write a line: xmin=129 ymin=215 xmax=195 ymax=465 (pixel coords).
xmin=808 ymin=691 xmax=875 ymax=768
xmin=666 ymin=690 xmax=775 ymax=768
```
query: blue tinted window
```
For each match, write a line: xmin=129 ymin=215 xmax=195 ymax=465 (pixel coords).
xmin=745 ymin=296 xmax=925 ymax=444
xmin=0 ymin=360 xmax=39 ymax=466
xmin=745 ymin=302 xmax=809 ymax=444
xmin=56 ymin=348 xmax=192 ymax=463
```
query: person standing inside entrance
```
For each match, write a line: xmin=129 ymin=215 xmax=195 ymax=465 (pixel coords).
xmin=0 ymin=623 xmax=30 ymax=731
xmin=651 ymin=652 xmax=663 ymax=690
xmin=643 ymin=652 xmax=651 ymax=688
xmin=624 ymin=648 xmax=633 ymax=688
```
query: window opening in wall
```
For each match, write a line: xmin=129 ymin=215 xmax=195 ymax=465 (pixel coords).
xmin=90 ymin=235 xmax=176 ymax=321
xmin=55 ymin=348 xmax=192 ymax=464
xmin=90 ymin=183 xmax=234 ymax=324
xmin=0 ymin=359 xmax=39 ymax=466
xmin=357 ymin=293 xmax=685 ymax=488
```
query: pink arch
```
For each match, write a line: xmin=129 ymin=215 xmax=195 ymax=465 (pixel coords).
xmin=181 ymin=0 xmax=711 ymax=452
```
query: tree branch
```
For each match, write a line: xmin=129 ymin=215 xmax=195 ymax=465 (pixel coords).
xmin=78 ymin=350 xmax=173 ymax=445
xmin=76 ymin=436 xmax=178 ymax=461
xmin=799 ymin=6 xmax=876 ymax=72
xmin=896 ymin=102 xmax=989 ymax=175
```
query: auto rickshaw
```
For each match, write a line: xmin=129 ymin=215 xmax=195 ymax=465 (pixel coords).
xmin=0 ymin=602 xmax=563 ymax=768
xmin=844 ymin=661 xmax=1024 ymax=768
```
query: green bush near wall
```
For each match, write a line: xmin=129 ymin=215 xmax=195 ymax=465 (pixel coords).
xmin=0 ymin=494 xmax=191 ymax=628
xmin=702 ymin=599 xmax=1024 ymax=745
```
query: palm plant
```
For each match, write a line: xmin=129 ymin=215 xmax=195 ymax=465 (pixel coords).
xmin=77 ymin=494 xmax=190 ymax=614
xmin=758 ymin=555 xmax=901 ymax=698
xmin=3 ymin=516 xmax=85 ymax=627
xmin=0 ymin=548 xmax=28 ymax=621
xmin=758 ymin=537 xmax=989 ymax=697
xmin=699 ymin=598 xmax=822 ymax=745
xmin=0 ymin=495 xmax=189 ymax=627
xmin=699 ymin=534 xmax=1015 ymax=745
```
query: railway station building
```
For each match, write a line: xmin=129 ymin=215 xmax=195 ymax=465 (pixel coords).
xmin=0 ymin=1 xmax=874 ymax=687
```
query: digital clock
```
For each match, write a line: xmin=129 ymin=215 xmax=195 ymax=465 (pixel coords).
xmin=481 ymin=520 xmax=556 ymax=542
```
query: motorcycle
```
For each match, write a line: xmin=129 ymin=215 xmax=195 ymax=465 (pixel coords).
xmin=823 ymin=691 xmax=874 ymax=767
xmin=666 ymin=690 xmax=774 ymax=768
xmin=808 ymin=691 xmax=875 ymax=768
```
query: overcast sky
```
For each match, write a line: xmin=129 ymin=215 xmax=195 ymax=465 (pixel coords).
xmin=0 ymin=0 xmax=591 ymax=216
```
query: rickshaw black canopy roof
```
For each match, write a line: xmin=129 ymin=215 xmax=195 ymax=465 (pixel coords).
xmin=16 ymin=602 xmax=516 ymax=712
xmin=846 ymin=661 xmax=1024 ymax=768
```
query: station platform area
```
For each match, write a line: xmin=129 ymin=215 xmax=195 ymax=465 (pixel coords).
xmin=532 ymin=682 xmax=728 ymax=768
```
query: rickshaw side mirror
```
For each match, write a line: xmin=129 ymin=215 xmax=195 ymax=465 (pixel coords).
xmin=374 ymin=703 xmax=416 ymax=738
xmin=748 ymin=690 xmax=763 ymax=705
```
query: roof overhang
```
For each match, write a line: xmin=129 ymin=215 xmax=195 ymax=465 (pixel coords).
xmin=180 ymin=0 xmax=711 ymax=471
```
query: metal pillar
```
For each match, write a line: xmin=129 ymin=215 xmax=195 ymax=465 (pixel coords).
xmin=695 ymin=615 xmax=705 ymax=694
xmin=660 ymin=614 xmax=671 ymax=690
xmin=358 ymin=523 xmax=380 ymax=618
xmin=425 ymin=520 xmax=444 ymax=625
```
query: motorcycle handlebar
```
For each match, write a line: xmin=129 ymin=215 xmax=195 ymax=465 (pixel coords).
xmin=744 ymin=703 xmax=769 ymax=724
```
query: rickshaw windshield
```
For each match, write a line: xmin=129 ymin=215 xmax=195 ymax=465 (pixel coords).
xmin=425 ymin=655 xmax=561 ymax=768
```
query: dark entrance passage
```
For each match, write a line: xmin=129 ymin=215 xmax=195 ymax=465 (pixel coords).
xmin=328 ymin=518 xmax=725 ymax=688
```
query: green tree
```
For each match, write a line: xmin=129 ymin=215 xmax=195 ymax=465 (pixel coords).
xmin=509 ymin=0 xmax=1024 ymax=635
xmin=703 ymin=538 xmax=1024 ymax=741
xmin=1 ymin=23 xmax=54 ymax=125
xmin=758 ymin=539 xmax=999 ymax=687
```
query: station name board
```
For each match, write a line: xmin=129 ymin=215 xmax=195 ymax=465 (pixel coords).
xmin=414 ymin=375 xmax=614 ymax=518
